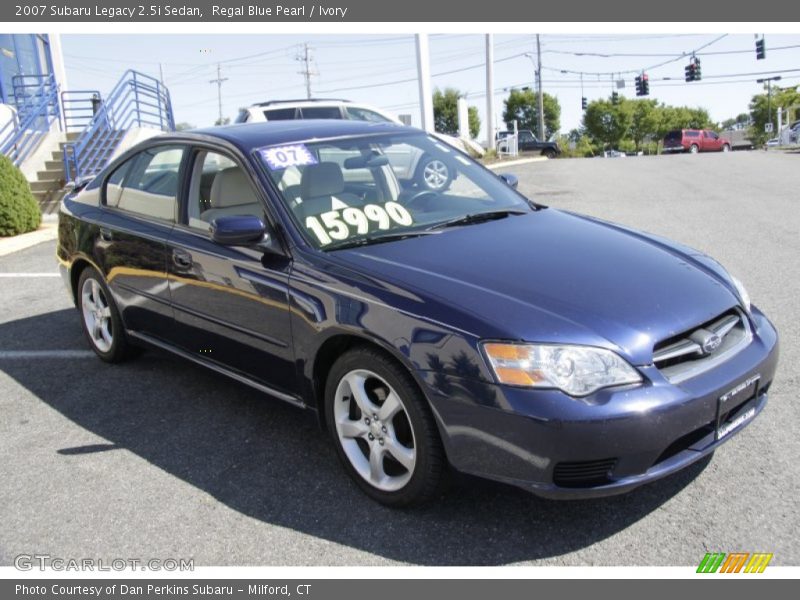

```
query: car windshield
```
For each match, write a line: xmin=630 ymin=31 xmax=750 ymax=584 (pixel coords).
xmin=257 ymin=132 xmax=532 ymax=250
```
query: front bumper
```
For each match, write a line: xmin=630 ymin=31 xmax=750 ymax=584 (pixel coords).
xmin=420 ymin=307 xmax=779 ymax=499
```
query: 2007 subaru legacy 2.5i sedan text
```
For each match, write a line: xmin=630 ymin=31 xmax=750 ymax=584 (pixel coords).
xmin=57 ymin=120 xmax=779 ymax=506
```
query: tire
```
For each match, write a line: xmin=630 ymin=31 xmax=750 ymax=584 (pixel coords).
xmin=324 ymin=346 xmax=446 ymax=507
xmin=416 ymin=155 xmax=452 ymax=192
xmin=722 ymin=144 xmax=731 ymax=153
xmin=689 ymin=144 xmax=699 ymax=154
xmin=542 ymin=148 xmax=556 ymax=159
xmin=77 ymin=266 xmax=133 ymax=363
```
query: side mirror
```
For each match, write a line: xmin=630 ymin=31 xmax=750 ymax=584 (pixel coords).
xmin=211 ymin=215 xmax=268 ymax=246
xmin=499 ymin=173 xmax=519 ymax=189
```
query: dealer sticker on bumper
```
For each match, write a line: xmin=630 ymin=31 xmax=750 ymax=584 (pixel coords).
xmin=718 ymin=406 xmax=756 ymax=439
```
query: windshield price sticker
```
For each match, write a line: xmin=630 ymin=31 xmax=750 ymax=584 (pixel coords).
xmin=305 ymin=202 xmax=413 ymax=246
xmin=260 ymin=145 xmax=317 ymax=170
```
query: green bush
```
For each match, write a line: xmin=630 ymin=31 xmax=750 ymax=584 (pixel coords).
xmin=0 ymin=155 xmax=40 ymax=236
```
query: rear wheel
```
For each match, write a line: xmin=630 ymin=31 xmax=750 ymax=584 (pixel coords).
xmin=689 ymin=144 xmax=700 ymax=154
xmin=325 ymin=347 xmax=446 ymax=506
xmin=78 ymin=267 xmax=133 ymax=363
xmin=542 ymin=148 xmax=557 ymax=159
xmin=416 ymin=155 xmax=452 ymax=192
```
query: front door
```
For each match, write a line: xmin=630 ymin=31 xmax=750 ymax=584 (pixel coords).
xmin=166 ymin=148 xmax=297 ymax=395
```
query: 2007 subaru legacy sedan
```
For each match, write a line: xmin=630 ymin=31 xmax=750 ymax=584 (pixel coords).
xmin=57 ymin=120 xmax=779 ymax=506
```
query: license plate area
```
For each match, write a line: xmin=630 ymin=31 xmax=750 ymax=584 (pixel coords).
xmin=716 ymin=374 xmax=760 ymax=441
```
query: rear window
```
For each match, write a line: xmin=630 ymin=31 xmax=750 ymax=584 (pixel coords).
xmin=263 ymin=108 xmax=298 ymax=120
xmin=300 ymin=106 xmax=343 ymax=119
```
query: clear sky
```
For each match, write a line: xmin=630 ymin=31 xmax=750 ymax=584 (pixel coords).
xmin=60 ymin=33 xmax=800 ymax=141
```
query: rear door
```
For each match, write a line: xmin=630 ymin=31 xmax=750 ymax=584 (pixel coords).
xmin=165 ymin=146 xmax=298 ymax=395
xmin=97 ymin=144 xmax=187 ymax=340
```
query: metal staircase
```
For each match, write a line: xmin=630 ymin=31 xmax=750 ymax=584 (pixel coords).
xmin=1 ymin=70 xmax=175 ymax=214
xmin=63 ymin=70 xmax=175 ymax=181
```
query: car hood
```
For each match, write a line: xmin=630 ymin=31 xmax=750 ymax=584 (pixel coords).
xmin=331 ymin=209 xmax=741 ymax=365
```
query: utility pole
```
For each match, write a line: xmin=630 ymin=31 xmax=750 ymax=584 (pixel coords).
xmin=536 ymin=34 xmax=545 ymax=141
xmin=209 ymin=63 xmax=228 ymax=125
xmin=757 ymin=76 xmax=782 ymax=134
xmin=297 ymin=43 xmax=317 ymax=99
xmin=485 ymin=34 xmax=495 ymax=148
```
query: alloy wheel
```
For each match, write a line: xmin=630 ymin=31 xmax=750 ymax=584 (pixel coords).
xmin=81 ymin=277 xmax=113 ymax=353
xmin=333 ymin=369 xmax=416 ymax=492
xmin=422 ymin=159 xmax=449 ymax=190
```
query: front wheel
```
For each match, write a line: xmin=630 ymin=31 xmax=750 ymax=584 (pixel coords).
xmin=78 ymin=267 xmax=133 ymax=363
xmin=325 ymin=347 xmax=446 ymax=506
xmin=722 ymin=144 xmax=731 ymax=152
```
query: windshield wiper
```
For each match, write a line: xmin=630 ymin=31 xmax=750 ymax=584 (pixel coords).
xmin=426 ymin=208 xmax=529 ymax=230
xmin=324 ymin=230 xmax=440 ymax=251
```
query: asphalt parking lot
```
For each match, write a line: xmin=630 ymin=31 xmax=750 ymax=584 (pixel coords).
xmin=1 ymin=150 xmax=798 ymax=567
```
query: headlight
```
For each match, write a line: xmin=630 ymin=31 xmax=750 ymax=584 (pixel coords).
xmin=482 ymin=342 xmax=642 ymax=397
xmin=730 ymin=275 xmax=751 ymax=313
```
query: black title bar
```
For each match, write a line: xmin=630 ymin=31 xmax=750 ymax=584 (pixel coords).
xmin=4 ymin=0 xmax=800 ymax=21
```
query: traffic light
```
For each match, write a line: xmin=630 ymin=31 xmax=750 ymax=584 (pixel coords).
xmin=756 ymin=38 xmax=766 ymax=60
xmin=685 ymin=58 xmax=701 ymax=82
xmin=635 ymin=74 xmax=650 ymax=96
xmin=581 ymin=97 xmax=587 ymax=110
xmin=611 ymin=91 xmax=619 ymax=105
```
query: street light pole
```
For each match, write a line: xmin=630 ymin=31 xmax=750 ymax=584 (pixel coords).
xmin=536 ymin=34 xmax=544 ymax=141
xmin=757 ymin=76 xmax=782 ymax=133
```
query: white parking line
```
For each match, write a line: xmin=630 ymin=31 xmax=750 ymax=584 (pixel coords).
xmin=0 ymin=273 xmax=60 ymax=277
xmin=0 ymin=350 xmax=94 ymax=359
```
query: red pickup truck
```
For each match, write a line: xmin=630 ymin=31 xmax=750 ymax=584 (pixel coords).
xmin=663 ymin=129 xmax=732 ymax=153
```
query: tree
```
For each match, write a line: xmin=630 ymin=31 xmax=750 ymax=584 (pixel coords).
xmin=582 ymin=97 xmax=633 ymax=150
xmin=629 ymin=99 xmax=660 ymax=151
xmin=0 ymin=155 xmax=40 ymax=237
xmin=749 ymin=85 xmax=800 ymax=144
xmin=175 ymin=122 xmax=196 ymax=131
xmin=214 ymin=117 xmax=230 ymax=126
xmin=432 ymin=88 xmax=480 ymax=138
xmin=502 ymin=88 xmax=561 ymax=139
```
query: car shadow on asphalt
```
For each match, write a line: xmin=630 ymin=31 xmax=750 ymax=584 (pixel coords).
xmin=0 ymin=309 xmax=712 ymax=566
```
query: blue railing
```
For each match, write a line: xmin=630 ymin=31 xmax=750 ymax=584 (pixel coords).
xmin=64 ymin=70 xmax=175 ymax=181
xmin=60 ymin=90 xmax=103 ymax=132
xmin=0 ymin=74 xmax=60 ymax=167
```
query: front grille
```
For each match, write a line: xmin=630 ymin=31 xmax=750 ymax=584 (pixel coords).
xmin=653 ymin=309 xmax=751 ymax=383
xmin=553 ymin=458 xmax=618 ymax=488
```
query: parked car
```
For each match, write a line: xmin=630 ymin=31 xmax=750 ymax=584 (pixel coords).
xmin=236 ymin=98 xmax=457 ymax=191
xmin=663 ymin=129 xmax=732 ymax=153
xmin=57 ymin=120 xmax=778 ymax=506
xmin=496 ymin=129 xmax=561 ymax=158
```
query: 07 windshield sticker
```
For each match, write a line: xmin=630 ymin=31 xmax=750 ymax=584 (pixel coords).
xmin=305 ymin=202 xmax=413 ymax=246
xmin=259 ymin=144 xmax=318 ymax=170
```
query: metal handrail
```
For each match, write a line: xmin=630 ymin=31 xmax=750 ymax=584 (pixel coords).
xmin=0 ymin=74 xmax=60 ymax=167
xmin=63 ymin=70 xmax=175 ymax=181
xmin=60 ymin=90 xmax=102 ymax=132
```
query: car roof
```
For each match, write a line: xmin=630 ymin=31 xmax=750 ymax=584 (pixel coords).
xmin=253 ymin=98 xmax=351 ymax=107
xmin=185 ymin=120 xmax=416 ymax=153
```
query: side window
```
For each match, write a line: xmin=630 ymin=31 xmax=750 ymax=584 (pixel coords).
xmin=234 ymin=109 xmax=249 ymax=124
xmin=300 ymin=106 xmax=343 ymax=119
xmin=263 ymin=108 xmax=297 ymax=120
xmin=186 ymin=150 xmax=264 ymax=231
xmin=344 ymin=106 xmax=392 ymax=123
xmin=519 ymin=131 xmax=534 ymax=143
xmin=105 ymin=146 xmax=184 ymax=222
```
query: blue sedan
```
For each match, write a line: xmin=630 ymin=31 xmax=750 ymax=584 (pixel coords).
xmin=57 ymin=120 xmax=779 ymax=506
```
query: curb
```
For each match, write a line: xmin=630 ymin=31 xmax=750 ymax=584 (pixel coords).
xmin=487 ymin=156 xmax=548 ymax=170
xmin=0 ymin=222 xmax=58 ymax=257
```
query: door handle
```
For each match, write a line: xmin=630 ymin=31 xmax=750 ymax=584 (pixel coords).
xmin=172 ymin=250 xmax=193 ymax=269
xmin=99 ymin=227 xmax=113 ymax=242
